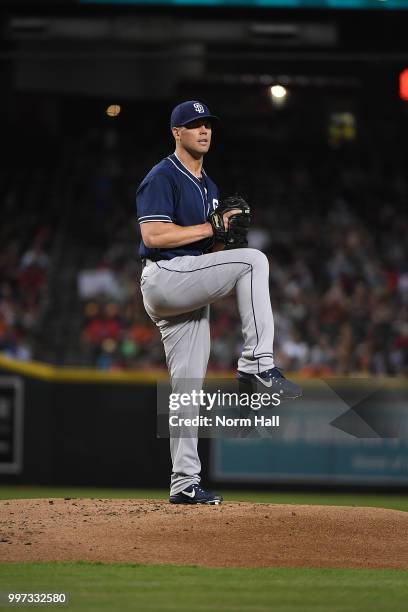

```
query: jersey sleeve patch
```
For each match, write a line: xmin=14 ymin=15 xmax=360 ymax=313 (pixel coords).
xmin=136 ymin=173 xmax=175 ymax=224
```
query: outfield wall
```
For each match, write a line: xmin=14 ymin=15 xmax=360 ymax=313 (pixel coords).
xmin=0 ymin=356 xmax=177 ymax=487
xmin=0 ymin=355 xmax=407 ymax=491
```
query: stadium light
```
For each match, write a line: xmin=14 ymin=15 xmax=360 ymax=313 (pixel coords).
xmin=269 ymin=84 xmax=288 ymax=109
xmin=270 ymin=85 xmax=287 ymax=99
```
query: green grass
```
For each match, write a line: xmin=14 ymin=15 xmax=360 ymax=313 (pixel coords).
xmin=1 ymin=486 xmax=408 ymax=512
xmin=0 ymin=563 xmax=407 ymax=612
xmin=1 ymin=488 xmax=408 ymax=611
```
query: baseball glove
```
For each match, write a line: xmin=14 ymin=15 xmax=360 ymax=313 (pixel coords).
xmin=208 ymin=195 xmax=251 ymax=250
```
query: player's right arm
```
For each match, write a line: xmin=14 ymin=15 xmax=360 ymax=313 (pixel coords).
xmin=141 ymin=221 xmax=213 ymax=249
xmin=137 ymin=172 xmax=238 ymax=250
xmin=141 ymin=206 xmax=241 ymax=248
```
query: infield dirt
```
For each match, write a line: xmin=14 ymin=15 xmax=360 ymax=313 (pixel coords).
xmin=1 ymin=499 xmax=407 ymax=568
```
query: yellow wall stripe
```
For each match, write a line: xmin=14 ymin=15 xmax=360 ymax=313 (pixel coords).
xmin=0 ymin=354 xmax=167 ymax=384
xmin=1 ymin=353 xmax=405 ymax=387
xmin=0 ymin=354 xmax=235 ymax=384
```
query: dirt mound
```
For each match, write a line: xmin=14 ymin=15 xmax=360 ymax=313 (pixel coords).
xmin=1 ymin=499 xmax=407 ymax=568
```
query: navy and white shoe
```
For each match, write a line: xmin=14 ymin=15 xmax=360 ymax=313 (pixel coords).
xmin=169 ymin=484 xmax=223 ymax=505
xmin=237 ymin=367 xmax=302 ymax=400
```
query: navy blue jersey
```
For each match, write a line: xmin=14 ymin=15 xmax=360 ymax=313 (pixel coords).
xmin=136 ymin=153 xmax=219 ymax=260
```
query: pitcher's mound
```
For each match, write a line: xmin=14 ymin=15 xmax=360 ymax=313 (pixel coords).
xmin=1 ymin=499 xmax=407 ymax=568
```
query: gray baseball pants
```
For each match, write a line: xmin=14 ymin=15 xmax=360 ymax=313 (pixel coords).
xmin=140 ymin=248 xmax=275 ymax=495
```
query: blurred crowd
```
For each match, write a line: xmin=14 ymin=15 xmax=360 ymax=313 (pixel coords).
xmin=0 ymin=116 xmax=60 ymax=364
xmin=0 ymin=225 xmax=51 ymax=362
xmin=268 ymin=201 xmax=408 ymax=376
xmin=1 ymin=117 xmax=407 ymax=376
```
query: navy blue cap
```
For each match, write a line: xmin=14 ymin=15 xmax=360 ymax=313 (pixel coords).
xmin=170 ymin=100 xmax=219 ymax=129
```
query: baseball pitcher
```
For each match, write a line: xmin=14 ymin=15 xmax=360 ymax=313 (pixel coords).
xmin=136 ymin=100 xmax=302 ymax=505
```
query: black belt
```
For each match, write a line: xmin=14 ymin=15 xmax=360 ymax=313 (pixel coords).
xmin=141 ymin=258 xmax=155 ymax=270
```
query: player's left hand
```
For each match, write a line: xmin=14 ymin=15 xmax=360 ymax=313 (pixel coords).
xmin=208 ymin=195 xmax=251 ymax=249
